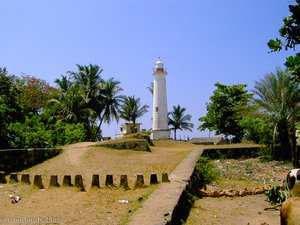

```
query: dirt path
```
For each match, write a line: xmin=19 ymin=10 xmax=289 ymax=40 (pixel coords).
xmin=62 ymin=142 xmax=95 ymax=165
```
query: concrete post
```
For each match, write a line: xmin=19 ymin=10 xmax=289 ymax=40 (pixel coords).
xmin=162 ymin=172 xmax=170 ymax=182
xmin=62 ymin=175 xmax=73 ymax=186
xmin=105 ymin=174 xmax=114 ymax=187
xmin=21 ymin=174 xmax=31 ymax=184
xmin=9 ymin=173 xmax=19 ymax=183
xmin=134 ymin=173 xmax=145 ymax=188
xmin=33 ymin=175 xmax=44 ymax=189
xmin=91 ymin=174 xmax=100 ymax=188
xmin=49 ymin=175 xmax=60 ymax=187
xmin=120 ymin=174 xmax=130 ymax=190
xmin=75 ymin=175 xmax=85 ymax=192
xmin=150 ymin=173 xmax=159 ymax=184
xmin=0 ymin=171 xmax=7 ymax=184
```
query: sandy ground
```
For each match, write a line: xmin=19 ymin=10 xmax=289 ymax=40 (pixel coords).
xmin=0 ymin=141 xmax=196 ymax=225
xmin=186 ymin=195 xmax=280 ymax=225
xmin=185 ymin=157 xmax=293 ymax=225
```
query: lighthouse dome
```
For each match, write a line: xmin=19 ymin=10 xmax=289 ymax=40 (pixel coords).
xmin=156 ymin=58 xmax=164 ymax=68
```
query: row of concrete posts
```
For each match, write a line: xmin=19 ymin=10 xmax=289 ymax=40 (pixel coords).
xmin=0 ymin=171 xmax=170 ymax=191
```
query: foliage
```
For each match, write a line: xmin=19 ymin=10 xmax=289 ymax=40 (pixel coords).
xmin=168 ymin=105 xmax=194 ymax=140
xmin=265 ymin=185 xmax=286 ymax=205
xmin=199 ymin=82 xmax=252 ymax=142
xmin=268 ymin=0 xmax=300 ymax=81
xmin=119 ymin=95 xmax=149 ymax=131
xmin=8 ymin=114 xmax=54 ymax=148
xmin=52 ymin=122 xmax=86 ymax=145
xmin=18 ymin=75 xmax=58 ymax=114
xmin=253 ymin=68 xmax=300 ymax=163
xmin=0 ymin=68 xmax=22 ymax=148
xmin=194 ymin=157 xmax=220 ymax=186
xmin=239 ymin=115 xmax=273 ymax=146
xmin=94 ymin=77 xmax=124 ymax=140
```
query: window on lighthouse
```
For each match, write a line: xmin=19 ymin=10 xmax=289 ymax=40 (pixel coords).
xmin=155 ymin=107 xmax=158 ymax=112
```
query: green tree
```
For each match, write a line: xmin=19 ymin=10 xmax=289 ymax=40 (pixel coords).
xmin=94 ymin=78 xmax=124 ymax=140
xmin=268 ymin=0 xmax=300 ymax=81
xmin=49 ymin=87 xmax=94 ymax=125
xmin=0 ymin=68 xmax=22 ymax=148
xmin=54 ymin=75 xmax=72 ymax=93
xmin=253 ymin=68 xmax=300 ymax=165
xmin=8 ymin=114 xmax=53 ymax=148
xmin=199 ymin=82 xmax=252 ymax=142
xmin=67 ymin=64 xmax=104 ymax=139
xmin=119 ymin=95 xmax=149 ymax=133
xmin=168 ymin=105 xmax=194 ymax=140
xmin=18 ymin=75 xmax=58 ymax=115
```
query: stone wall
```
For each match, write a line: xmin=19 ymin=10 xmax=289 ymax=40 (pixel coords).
xmin=201 ymin=146 xmax=260 ymax=159
xmin=0 ymin=148 xmax=62 ymax=173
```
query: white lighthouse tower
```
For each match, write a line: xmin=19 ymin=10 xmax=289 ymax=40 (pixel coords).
xmin=151 ymin=58 xmax=171 ymax=140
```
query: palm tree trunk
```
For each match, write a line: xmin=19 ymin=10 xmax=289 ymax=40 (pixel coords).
xmin=272 ymin=124 xmax=277 ymax=158
xmin=290 ymin=125 xmax=299 ymax=168
xmin=94 ymin=116 xmax=104 ymax=141
xmin=174 ymin=129 xmax=177 ymax=140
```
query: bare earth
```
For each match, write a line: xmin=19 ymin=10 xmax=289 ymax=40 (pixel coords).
xmin=186 ymin=157 xmax=293 ymax=225
xmin=0 ymin=141 xmax=197 ymax=225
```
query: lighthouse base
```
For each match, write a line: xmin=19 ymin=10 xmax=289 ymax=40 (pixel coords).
xmin=151 ymin=129 xmax=171 ymax=140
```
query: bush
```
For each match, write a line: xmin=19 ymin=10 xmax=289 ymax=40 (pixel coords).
xmin=8 ymin=114 xmax=54 ymax=148
xmin=265 ymin=185 xmax=286 ymax=205
xmin=8 ymin=114 xmax=86 ymax=148
xmin=194 ymin=157 xmax=220 ymax=186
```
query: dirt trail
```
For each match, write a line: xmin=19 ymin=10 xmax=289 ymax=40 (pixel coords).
xmin=62 ymin=142 xmax=95 ymax=165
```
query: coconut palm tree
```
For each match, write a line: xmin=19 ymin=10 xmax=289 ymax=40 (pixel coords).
xmin=54 ymin=75 xmax=72 ymax=93
xmin=253 ymin=68 xmax=300 ymax=166
xmin=168 ymin=105 xmax=194 ymax=140
xmin=147 ymin=82 xmax=153 ymax=95
xmin=67 ymin=64 xmax=104 ymax=139
xmin=94 ymin=77 xmax=124 ymax=140
xmin=68 ymin=64 xmax=103 ymax=104
xmin=119 ymin=95 xmax=149 ymax=132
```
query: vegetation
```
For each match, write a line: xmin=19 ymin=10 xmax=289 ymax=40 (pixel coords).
xmin=0 ymin=65 xmax=147 ymax=149
xmin=268 ymin=0 xmax=300 ymax=82
xmin=118 ymin=95 xmax=149 ymax=133
xmin=194 ymin=157 xmax=220 ymax=186
xmin=253 ymin=68 xmax=300 ymax=166
xmin=198 ymin=82 xmax=252 ymax=142
xmin=168 ymin=105 xmax=194 ymax=140
xmin=265 ymin=185 xmax=286 ymax=205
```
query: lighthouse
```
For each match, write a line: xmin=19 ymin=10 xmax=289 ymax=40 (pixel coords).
xmin=151 ymin=58 xmax=171 ymax=140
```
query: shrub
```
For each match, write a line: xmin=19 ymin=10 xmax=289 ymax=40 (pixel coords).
xmin=265 ymin=185 xmax=286 ymax=205
xmin=194 ymin=157 xmax=220 ymax=186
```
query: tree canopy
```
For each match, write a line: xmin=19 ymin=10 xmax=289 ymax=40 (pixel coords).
xmin=268 ymin=0 xmax=300 ymax=81
xmin=198 ymin=82 xmax=252 ymax=142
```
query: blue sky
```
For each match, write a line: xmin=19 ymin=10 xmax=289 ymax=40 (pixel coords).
xmin=0 ymin=0 xmax=292 ymax=139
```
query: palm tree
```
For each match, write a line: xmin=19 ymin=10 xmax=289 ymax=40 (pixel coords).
xmin=168 ymin=105 xmax=194 ymax=140
xmin=94 ymin=78 xmax=124 ymax=140
xmin=50 ymin=87 xmax=95 ymax=125
xmin=253 ymin=68 xmax=300 ymax=166
xmin=119 ymin=95 xmax=149 ymax=132
xmin=54 ymin=75 xmax=72 ymax=93
xmin=147 ymin=82 xmax=153 ymax=95
xmin=69 ymin=64 xmax=103 ymax=101
xmin=68 ymin=64 xmax=104 ymax=140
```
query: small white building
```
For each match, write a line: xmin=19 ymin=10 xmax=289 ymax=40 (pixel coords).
xmin=151 ymin=58 xmax=171 ymax=140
xmin=116 ymin=122 xmax=142 ymax=138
